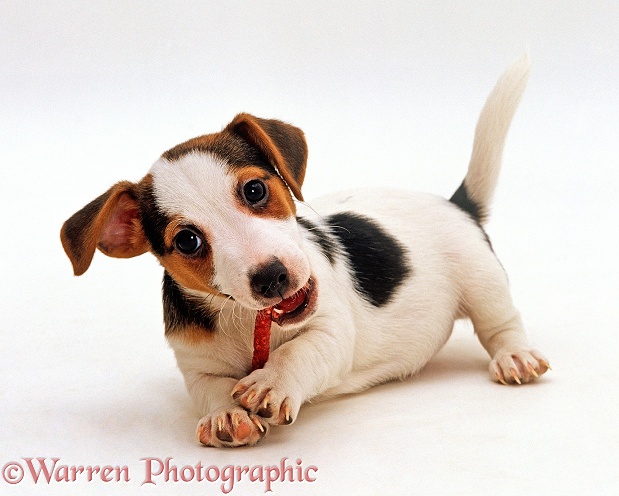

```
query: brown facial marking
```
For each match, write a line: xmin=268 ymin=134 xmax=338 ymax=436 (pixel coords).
xmin=234 ymin=166 xmax=296 ymax=219
xmin=162 ymin=133 xmax=216 ymax=162
xmin=162 ymin=131 xmax=268 ymax=169
xmin=156 ymin=218 xmax=220 ymax=296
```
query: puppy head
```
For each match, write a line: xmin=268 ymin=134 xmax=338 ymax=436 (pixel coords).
xmin=61 ymin=114 xmax=313 ymax=313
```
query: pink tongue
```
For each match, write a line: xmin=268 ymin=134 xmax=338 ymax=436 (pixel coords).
xmin=274 ymin=289 xmax=305 ymax=314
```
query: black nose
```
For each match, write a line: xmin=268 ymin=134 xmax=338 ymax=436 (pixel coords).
xmin=251 ymin=259 xmax=290 ymax=299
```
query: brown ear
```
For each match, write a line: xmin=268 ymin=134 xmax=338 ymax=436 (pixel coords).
xmin=226 ymin=113 xmax=308 ymax=201
xmin=60 ymin=181 xmax=150 ymax=276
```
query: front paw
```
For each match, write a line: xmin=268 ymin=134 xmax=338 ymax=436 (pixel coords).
xmin=231 ymin=369 xmax=301 ymax=426
xmin=196 ymin=406 xmax=269 ymax=448
xmin=490 ymin=347 xmax=550 ymax=385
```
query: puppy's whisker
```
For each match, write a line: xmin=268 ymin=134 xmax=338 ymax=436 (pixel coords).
xmin=216 ymin=295 xmax=238 ymax=338
xmin=297 ymin=201 xmax=350 ymax=234
xmin=325 ymin=224 xmax=350 ymax=234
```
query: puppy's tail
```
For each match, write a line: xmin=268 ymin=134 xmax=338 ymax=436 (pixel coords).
xmin=449 ymin=53 xmax=530 ymax=225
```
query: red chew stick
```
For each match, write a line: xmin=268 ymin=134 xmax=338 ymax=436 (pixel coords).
xmin=252 ymin=308 xmax=273 ymax=371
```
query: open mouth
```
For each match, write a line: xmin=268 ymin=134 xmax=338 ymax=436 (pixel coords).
xmin=270 ymin=278 xmax=316 ymax=325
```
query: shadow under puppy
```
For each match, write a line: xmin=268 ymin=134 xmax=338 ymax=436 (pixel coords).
xmin=60 ymin=55 xmax=549 ymax=448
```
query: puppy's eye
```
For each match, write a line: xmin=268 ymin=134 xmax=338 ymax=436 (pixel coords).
xmin=243 ymin=179 xmax=268 ymax=205
xmin=173 ymin=229 xmax=203 ymax=255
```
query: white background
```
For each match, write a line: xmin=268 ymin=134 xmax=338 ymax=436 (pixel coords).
xmin=1 ymin=1 xmax=618 ymax=495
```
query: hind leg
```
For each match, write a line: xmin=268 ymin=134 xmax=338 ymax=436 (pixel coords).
xmin=463 ymin=251 xmax=550 ymax=384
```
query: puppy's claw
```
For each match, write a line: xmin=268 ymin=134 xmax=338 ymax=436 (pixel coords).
xmin=540 ymin=359 xmax=552 ymax=371
xmin=284 ymin=405 xmax=291 ymax=423
xmin=252 ymin=417 xmax=265 ymax=433
xmin=197 ymin=407 xmax=270 ymax=448
xmin=510 ymin=369 xmax=522 ymax=385
xmin=498 ymin=376 xmax=508 ymax=386
xmin=231 ymin=414 xmax=240 ymax=428
xmin=527 ymin=364 xmax=539 ymax=378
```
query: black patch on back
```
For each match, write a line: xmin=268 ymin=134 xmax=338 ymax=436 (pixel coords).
xmin=296 ymin=216 xmax=338 ymax=264
xmin=162 ymin=272 xmax=217 ymax=334
xmin=325 ymin=212 xmax=411 ymax=307
xmin=449 ymin=181 xmax=481 ymax=222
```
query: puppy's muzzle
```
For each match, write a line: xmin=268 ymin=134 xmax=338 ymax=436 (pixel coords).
xmin=250 ymin=258 xmax=290 ymax=300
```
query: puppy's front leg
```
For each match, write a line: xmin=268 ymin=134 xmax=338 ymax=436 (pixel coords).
xmin=232 ymin=322 xmax=354 ymax=426
xmin=183 ymin=372 xmax=270 ymax=447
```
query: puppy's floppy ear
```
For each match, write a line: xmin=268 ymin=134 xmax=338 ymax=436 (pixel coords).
xmin=60 ymin=181 xmax=150 ymax=276
xmin=227 ymin=113 xmax=308 ymax=201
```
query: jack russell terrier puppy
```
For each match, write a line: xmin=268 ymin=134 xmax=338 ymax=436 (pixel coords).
xmin=61 ymin=55 xmax=549 ymax=447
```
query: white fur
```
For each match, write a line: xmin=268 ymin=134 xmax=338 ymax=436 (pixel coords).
xmin=158 ymin=56 xmax=548 ymax=447
xmin=464 ymin=53 xmax=530 ymax=223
